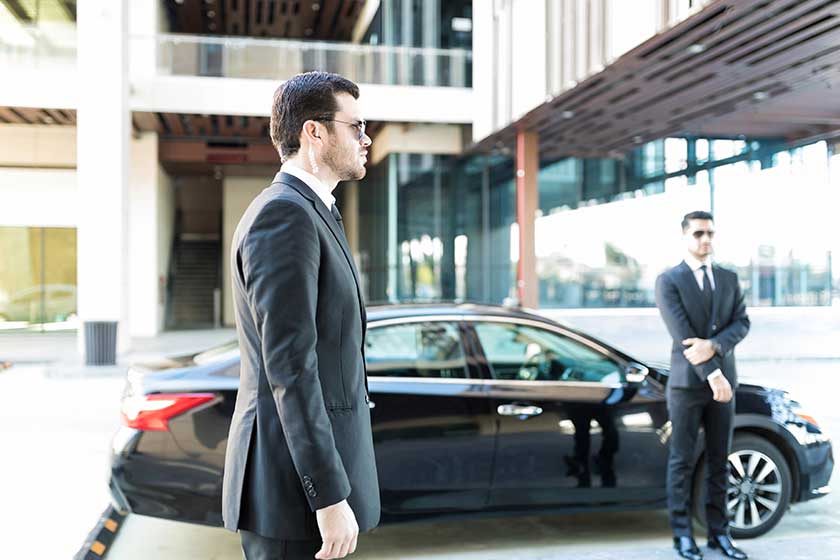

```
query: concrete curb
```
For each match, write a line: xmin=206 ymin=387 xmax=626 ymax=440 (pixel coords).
xmin=73 ymin=506 xmax=126 ymax=560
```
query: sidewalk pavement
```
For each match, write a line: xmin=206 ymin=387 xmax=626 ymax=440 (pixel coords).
xmin=0 ymin=328 xmax=236 ymax=377
xmin=0 ymin=305 xmax=837 ymax=374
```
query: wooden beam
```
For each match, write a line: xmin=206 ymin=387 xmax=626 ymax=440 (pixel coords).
xmin=190 ymin=115 xmax=213 ymax=136
xmin=243 ymin=116 xmax=268 ymax=138
xmin=57 ymin=0 xmax=77 ymax=21
xmin=162 ymin=113 xmax=186 ymax=136
xmin=225 ymin=0 xmax=248 ymax=35
xmin=13 ymin=107 xmax=47 ymax=124
xmin=44 ymin=109 xmax=73 ymax=125
xmin=160 ymin=139 xmax=280 ymax=164
xmin=0 ymin=107 xmax=26 ymax=124
xmin=133 ymin=111 xmax=162 ymax=133
xmin=0 ymin=0 xmax=33 ymax=23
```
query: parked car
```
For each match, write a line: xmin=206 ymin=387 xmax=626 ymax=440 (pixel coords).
xmin=109 ymin=304 xmax=833 ymax=538
xmin=0 ymin=283 xmax=77 ymax=323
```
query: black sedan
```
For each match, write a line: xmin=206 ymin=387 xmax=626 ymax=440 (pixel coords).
xmin=109 ymin=304 xmax=832 ymax=539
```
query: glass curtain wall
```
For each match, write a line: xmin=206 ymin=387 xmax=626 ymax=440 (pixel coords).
xmin=0 ymin=227 xmax=78 ymax=331
xmin=362 ymin=0 xmax=472 ymax=87
xmin=536 ymin=138 xmax=835 ymax=308
xmin=357 ymin=138 xmax=835 ymax=309
xmin=357 ymin=152 xmax=515 ymax=305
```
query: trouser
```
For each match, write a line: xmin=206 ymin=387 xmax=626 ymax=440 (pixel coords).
xmin=666 ymin=385 xmax=735 ymax=538
xmin=240 ymin=530 xmax=321 ymax=560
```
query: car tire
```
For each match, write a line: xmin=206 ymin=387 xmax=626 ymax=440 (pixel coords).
xmin=692 ymin=433 xmax=792 ymax=539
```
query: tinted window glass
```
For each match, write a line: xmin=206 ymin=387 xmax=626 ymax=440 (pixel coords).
xmin=365 ymin=322 xmax=468 ymax=378
xmin=474 ymin=322 xmax=622 ymax=383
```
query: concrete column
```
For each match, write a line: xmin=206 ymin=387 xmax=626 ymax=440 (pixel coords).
xmin=76 ymin=0 xmax=130 ymax=359
xmin=516 ymin=129 xmax=539 ymax=309
xmin=128 ymin=132 xmax=167 ymax=337
xmin=387 ymin=154 xmax=399 ymax=302
xmin=129 ymin=0 xmax=160 ymax=77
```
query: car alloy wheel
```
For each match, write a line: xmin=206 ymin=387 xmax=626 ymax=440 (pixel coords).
xmin=692 ymin=434 xmax=792 ymax=538
xmin=727 ymin=449 xmax=783 ymax=530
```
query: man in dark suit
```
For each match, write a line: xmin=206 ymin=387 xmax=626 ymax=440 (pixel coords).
xmin=655 ymin=211 xmax=750 ymax=560
xmin=222 ymin=72 xmax=379 ymax=560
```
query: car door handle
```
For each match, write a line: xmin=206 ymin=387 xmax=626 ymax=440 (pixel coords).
xmin=497 ymin=404 xmax=543 ymax=417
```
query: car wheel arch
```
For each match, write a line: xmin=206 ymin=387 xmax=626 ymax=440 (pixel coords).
xmin=689 ymin=416 xmax=802 ymax=495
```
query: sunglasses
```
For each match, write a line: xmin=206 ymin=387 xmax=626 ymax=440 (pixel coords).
xmin=691 ymin=230 xmax=715 ymax=239
xmin=318 ymin=118 xmax=367 ymax=141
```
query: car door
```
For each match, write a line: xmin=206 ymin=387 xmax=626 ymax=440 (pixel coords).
xmin=467 ymin=317 xmax=670 ymax=509
xmin=366 ymin=319 xmax=496 ymax=514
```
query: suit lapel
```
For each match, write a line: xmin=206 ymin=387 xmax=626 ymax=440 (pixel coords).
xmin=273 ymin=173 xmax=366 ymax=334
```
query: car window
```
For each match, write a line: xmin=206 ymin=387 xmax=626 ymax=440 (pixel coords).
xmin=474 ymin=322 xmax=623 ymax=384
xmin=365 ymin=322 xmax=468 ymax=379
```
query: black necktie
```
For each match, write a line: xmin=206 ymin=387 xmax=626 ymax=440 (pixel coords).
xmin=330 ymin=204 xmax=344 ymax=232
xmin=700 ymin=264 xmax=713 ymax=314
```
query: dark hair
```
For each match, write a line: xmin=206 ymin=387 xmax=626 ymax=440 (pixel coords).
xmin=682 ymin=210 xmax=714 ymax=231
xmin=270 ymin=71 xmax=360 ymax=161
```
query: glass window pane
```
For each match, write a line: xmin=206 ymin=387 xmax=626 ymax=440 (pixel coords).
xmin=43 ymin=227 xmax=77 ymax=327
xmin=474 ymin=322 xmax=622 ymax=383
xmin=0 ymin=227 xmax=43 ymax=329
xmin=365 ymin=322 xmax=467 ymax=378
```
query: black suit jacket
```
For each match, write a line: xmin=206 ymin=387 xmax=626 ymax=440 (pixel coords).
xmin=222 ymin=172 xmax=380 ymax=540
xmin=654 ymin=261 xmax=750 ymax=389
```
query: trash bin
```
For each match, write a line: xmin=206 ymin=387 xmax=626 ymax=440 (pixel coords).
xmin=84 ymin=321 xmax=118 ymax=366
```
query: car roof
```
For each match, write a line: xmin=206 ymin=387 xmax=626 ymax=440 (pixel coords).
xmin=366 ymin=302 xmax=561 ymax=325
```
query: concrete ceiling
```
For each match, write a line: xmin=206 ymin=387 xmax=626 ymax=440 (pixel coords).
xmin=163 ymin=0 xmax=367 ymax=40
xmin=473 ymin=0 xmax=840 ymax=161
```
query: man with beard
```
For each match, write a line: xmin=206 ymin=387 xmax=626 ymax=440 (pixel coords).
xmin=656 ymin=211 xmax=750 ymax=560
xmin=223 ymin=72 xmax=378 ymax=560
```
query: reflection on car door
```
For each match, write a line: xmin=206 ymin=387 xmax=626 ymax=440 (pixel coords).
xmin=468 ymin=319 xmax=670 ymax=509
xmin=366 ymin=320 xmax=496 ymax=514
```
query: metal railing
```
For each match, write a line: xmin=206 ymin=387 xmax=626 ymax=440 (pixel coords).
xmin=149 ymin=33 xmax=472 ymax=87
xmin=2 ymin=26 xmax=472 ymax=88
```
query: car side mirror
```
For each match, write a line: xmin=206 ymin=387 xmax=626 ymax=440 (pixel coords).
xmin=624 ymin=362 xmax=649 ymax=384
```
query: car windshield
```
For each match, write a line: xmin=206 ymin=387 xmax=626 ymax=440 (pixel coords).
xmin=193 ymin=340 xmax=239 ymax=365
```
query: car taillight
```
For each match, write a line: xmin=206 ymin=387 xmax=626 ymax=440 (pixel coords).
xmin=120 ymin=393 xmax=217 ymax=431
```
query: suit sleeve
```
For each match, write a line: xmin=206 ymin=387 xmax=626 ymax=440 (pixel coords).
xmin=241 ymin=199 xmax=350 ymax=511
xmin=654 ymin=272 xmax=722 ymax=382
xmin=711 ymin=272 xmax=750 ymax=355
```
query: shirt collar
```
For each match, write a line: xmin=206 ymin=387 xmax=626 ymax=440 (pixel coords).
xmin=280 ymin=161 xmax=336 ymax=209
xmin=684 ymin=252 xmax=713 ymax=272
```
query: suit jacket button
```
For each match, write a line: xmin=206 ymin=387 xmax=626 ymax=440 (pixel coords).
xmin=308 ymin=490 xmax=317 ymax=497
xmin=712 ymin=324 xmax=717 ymax=331
xmin=303 ymin=475 xmax=311 ymax=482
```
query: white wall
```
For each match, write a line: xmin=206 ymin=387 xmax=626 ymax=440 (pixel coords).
xmin=0 ymin=125 xmax=76 ymax=168
xmin=222 ymin=176 xmax=267 ymax=327
xmin=128 ymin=132 xmax=164 ymax=337
xmin=131 ymin=76 xmax=473 ymax=123
xmin=0 ymin=168 xmax=78 ymax=227
xmin=370 ymin=123 xmax=463 ymax=165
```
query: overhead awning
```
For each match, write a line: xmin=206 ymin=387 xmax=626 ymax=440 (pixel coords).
xmin=472 ymin=0 xmax=840 ymax=161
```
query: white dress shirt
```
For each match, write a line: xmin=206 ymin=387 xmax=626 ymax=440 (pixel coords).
xmin=682 ymin=253 xmax=723 ymax=382
xmin=280 ymin=161 xmax=336 ymax=209
xmin=684 ymin=253 xmax=716 ymax=291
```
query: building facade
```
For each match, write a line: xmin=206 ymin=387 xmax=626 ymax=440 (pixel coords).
xmin=1 ymin=0 xmax=838 ymax=351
